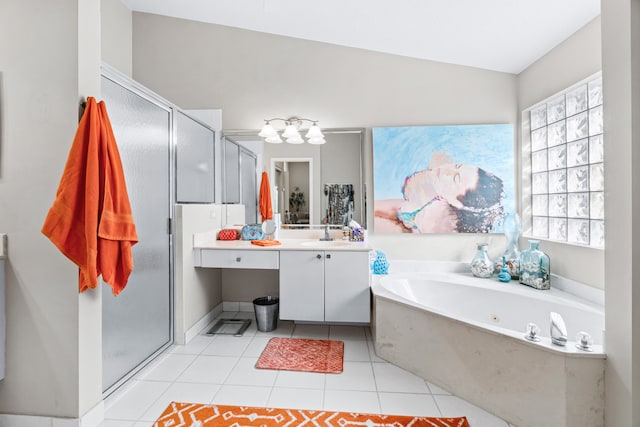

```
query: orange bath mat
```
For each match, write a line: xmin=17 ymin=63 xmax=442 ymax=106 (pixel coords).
xmin=255 ymin=337 xmax=344 ymax=374
xmin=153 ymin=403 xmax=471 ymax=427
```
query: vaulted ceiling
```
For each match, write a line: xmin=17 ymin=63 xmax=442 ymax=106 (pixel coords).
xmin=121 ymin=0 xmax=600 ymax=74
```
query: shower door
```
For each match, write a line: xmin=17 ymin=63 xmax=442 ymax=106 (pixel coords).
xmin=100 ymin=70 xmax=173 ymax=395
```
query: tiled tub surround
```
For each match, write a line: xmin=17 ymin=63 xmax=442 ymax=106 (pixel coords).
xmin=371 ymin=261 xmax=605 ymax=427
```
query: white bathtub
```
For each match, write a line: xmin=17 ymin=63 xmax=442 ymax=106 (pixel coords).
xmin=371 ymin=261 xmax=605 ymax=427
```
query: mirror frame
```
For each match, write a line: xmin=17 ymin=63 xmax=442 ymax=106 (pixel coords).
xmin=222 ymin=128 xmax=366 ymax=228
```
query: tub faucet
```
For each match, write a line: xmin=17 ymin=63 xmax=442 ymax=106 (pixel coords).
xmin=550 ymin=312 xmax=568 ymax=346
xmin=320 ymin=225 xmax=333 ymax=241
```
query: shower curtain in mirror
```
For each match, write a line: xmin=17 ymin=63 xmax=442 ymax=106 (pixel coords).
xmin=324 ymin=184 xmax=354 ymax=225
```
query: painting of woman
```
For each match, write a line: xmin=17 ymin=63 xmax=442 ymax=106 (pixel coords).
xmin=373 ymin=124 xmax=514 ymax=234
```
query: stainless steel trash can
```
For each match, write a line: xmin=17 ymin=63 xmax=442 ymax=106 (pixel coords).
xmin=253 ymin=296 xmax=279 ymax=332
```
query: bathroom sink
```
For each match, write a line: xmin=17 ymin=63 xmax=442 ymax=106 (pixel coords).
xmin=300 ymin=240 xmax=353 ymax=248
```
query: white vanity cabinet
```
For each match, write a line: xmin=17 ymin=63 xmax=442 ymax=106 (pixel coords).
xmin=279 ymin=250 xmax=370 ymax=323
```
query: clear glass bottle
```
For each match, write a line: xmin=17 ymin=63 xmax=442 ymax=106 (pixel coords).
xmin=495 ymin=213 xmax=521 ymax=279
xmin=519 ymin=240 xmax=550 ymax=289
xmin=470 ymin=243 xmax=494 ymax=278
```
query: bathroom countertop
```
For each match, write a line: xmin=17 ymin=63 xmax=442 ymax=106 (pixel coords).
xmin=193 ymin=231 xmax=372 ymax=252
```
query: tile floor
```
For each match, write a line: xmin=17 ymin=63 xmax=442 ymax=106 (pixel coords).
xmin=99 ymin=312 xmax=512 ymax=427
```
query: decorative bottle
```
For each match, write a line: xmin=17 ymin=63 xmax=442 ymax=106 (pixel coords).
xmin=519 ymin=240 xmax=550 ymax=290
xmin=495 ymin=212 xmax=521 ymax=279
xmin=470 ymin=243 xmax=494 ymax=278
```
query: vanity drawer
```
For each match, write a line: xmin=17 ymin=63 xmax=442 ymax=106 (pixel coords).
xmin=199 ymin=249 xmax=279 ymax=269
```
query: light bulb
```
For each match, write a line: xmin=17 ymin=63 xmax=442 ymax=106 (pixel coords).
xmin=282 ymin=124 xmax=300 ymax=139
xmin=265 ymin=135 xmax=283 ymax=144
xmin=307 ymin=136 xmax=326 ymax=145
xmin=305 ymin=123 xmax=323 ymax=138
xmin=286 ymin=136 xmax=304 ymax=144
xmin=258 ymin=123 xmax=278 ymax=138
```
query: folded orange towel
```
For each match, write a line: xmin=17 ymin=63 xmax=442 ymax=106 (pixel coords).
xmin=41 ymin=97 xmax=138 ymax=296
xmin=251 ymin=240 xmax=281 ymax=247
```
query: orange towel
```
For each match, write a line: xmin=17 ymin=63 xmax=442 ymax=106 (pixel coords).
xmin=259 ymin=171 xmax=273 ymax=221
xmin=251 ymin=239 xmax=281 ymax=247
xmin=41 ymin=97 xmax=138 ymax=296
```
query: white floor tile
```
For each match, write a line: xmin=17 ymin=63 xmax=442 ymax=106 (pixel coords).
xmin=100 ymin=312 xmax=509 ymax=426
xmin=225 ymin=357 xmax=278 ymax=387
xmin=325 ymin=361 xmax=376 ymax=391
xmin=292 ymin=324 xmax=329 ymax=339
xmin=267 ymin=387 xmax=324 ymax=410
xmin=131 ymin=353 xmax=169 ymax=380
xmin=96 ymin=421 xmax=134 ymax=427
xmin=435 ymin=395 xmax=509 ymax=427
xmin=202 ymin=335 xmax=253 ymax=357
xmin=243 ymin=336 xmax=273 ymax=358
xmin=274 ymin=370 xmax=326 ymax=389
xmin=255 ymin=320 xmax=295 ymax=337
xmin=427 ymin=381 xmax=452 ymax=395
xmin=136 ymin=353 xmax=196 ymax=382
xmin=171 ymin=334 xmax=215 ymax=355
xmin=372 ymin=362 xmax=430 ymax=393
xmin=378 ymin=392 xmax=440 ymax=417
xmin=139 ymin=382 xmax=221 ymax=422
xmin=212 ymin=385 xmax=272 ymax=407
xmin=329 ymin=325 xmax=367 ymax=341
xmin=343 ymin=339 xmax=371 ymax=362
xmin=176 ymin=355 xmax=237 ymax=384
xmin=323 ymin=390 xmax=380 ymax=414
xmin=105 ymin=380 xmax=171 ymax=420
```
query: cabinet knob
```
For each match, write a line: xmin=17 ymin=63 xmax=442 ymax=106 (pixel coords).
xmin=326 ymin=254 xmax=331 ymax=259
xmin=235 ymin=257 xmax=241 ymax=262
xmin=316 ymin=254 xmax=322 ymax=259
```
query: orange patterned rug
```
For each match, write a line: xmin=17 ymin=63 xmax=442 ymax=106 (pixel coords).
xmin=153 ymin=403 xmax=471 ymax=427
xmin=255 ymin=337 xmax=344 ymax=374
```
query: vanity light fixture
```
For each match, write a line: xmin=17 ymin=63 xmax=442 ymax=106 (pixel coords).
xmin=259 ymin=117 xmax=325 ymax=144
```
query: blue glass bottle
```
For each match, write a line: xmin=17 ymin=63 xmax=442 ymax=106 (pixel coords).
xmin=495 ymin=213 xmax=521 ymax=279
xmin=519 ymin=240 xmax=550 ymax=290
xmin=470 ymin=243 xmax=493 ymax=278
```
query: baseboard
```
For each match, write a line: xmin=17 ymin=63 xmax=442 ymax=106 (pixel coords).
xmin=0 ymin=400 xmax=104 ymax=427
xmin=184 ymin=302 xmax=223 ymax=343
xmin=223 ymin=301 xmax=255 ymax=313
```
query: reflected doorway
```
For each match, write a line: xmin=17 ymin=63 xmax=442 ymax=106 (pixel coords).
xmin=271 ymin=158 xmax=313 ymax=225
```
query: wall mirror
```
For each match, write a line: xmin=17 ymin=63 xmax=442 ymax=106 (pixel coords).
xmin=223 ymin=128 xmax=366 ymax=228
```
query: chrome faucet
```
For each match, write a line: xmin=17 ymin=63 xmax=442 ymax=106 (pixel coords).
xmin=550 ymin=312 xmax=568 ymax=346
xmin=320 ymin=225 xmax=333 ymax=241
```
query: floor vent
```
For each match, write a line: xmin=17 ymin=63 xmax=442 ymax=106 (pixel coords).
xmin=204 ymin=318 xmax=251 ymax=337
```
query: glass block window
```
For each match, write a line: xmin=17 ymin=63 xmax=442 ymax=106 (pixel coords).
xmin=528 ymin=75 xmax=604 ymax=248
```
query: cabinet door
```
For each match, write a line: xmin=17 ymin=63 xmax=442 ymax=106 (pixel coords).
xmin=279 ymin=250 xmax=324 ymax=321
xmin=324 ymin=251 xmax=371 ymax=323
xmin=223 ymin=138 xmax=240 ymax=203
xmin=176 ymin=111 xmax=215 ymax=203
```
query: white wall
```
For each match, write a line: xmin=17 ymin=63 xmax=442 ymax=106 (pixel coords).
xmin=0 ymin=0 xmax=102 ymax=418
xmin=517 ymin=16 xmax=603 ymax=288
xmin=101 ymin=0 xmax=132 ymax=77
xmin=174 ymin=205 xmax=222 ymax=344
xmin=132 ymin=12 xmax=518 ymax=269
xmin=601 ymin=1 xmax=640 ymax=425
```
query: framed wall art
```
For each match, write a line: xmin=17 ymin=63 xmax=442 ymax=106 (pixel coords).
xmin=373 ymin=124 xmax=515 ymax=234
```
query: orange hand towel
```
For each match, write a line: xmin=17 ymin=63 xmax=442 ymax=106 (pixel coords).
xmin=251 ymin=239 xmax=281 ymax=247
xmin=41 ymin=97 xmax=138 ymax=296
xmin=259 ymin=171 xmax=273 ymax=221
